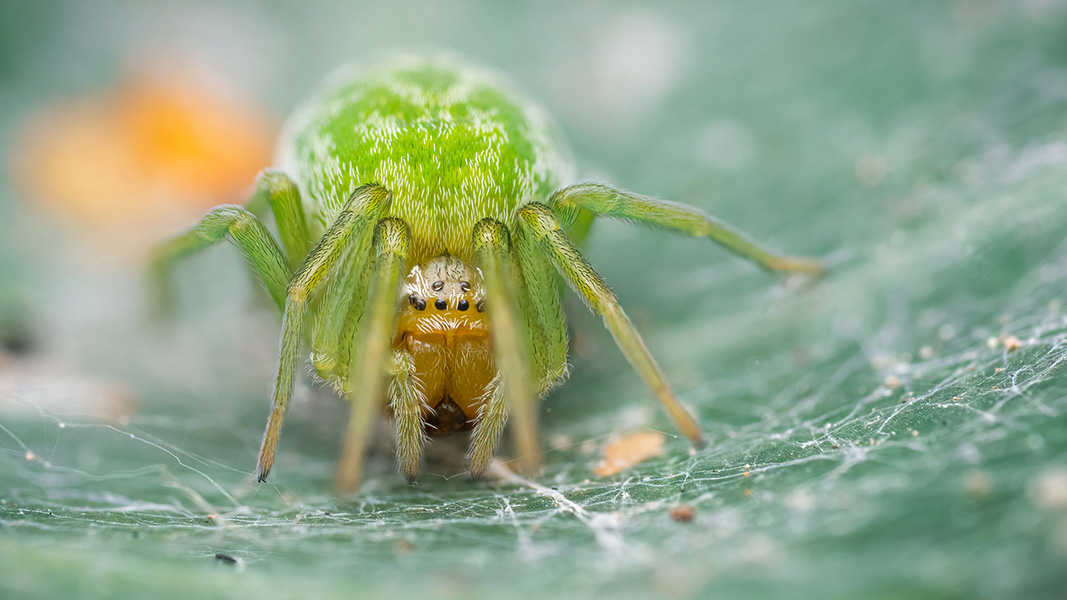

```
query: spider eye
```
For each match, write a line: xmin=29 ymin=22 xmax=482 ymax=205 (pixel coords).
xmin=475 ymin=300 xmax=485 ymax=313
xmin=457 ymin=299 xmax=469 ymax=311
xmin=434 ymin=298 xmax=447 ymax=310
xmin=409 ymin=294 xmax=427 ymax=311
xmin=432 ymin=281 xmax=444 ymax=291
xmin=460 ymin=281 xmax=471 ymax=292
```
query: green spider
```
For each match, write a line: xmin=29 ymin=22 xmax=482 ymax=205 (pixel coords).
xmin=152 ymin=54 xmax=821 ymax=493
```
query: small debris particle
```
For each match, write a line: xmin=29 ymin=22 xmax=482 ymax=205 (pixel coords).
xmin=214 ymin=553 xmax=237 ymax=564
xmin=1029 ymin=468 xmax=1067 ymax=510
xmin=744 ymin=488 xmax=752 ymax=497
xmin=24 ymin=451 xmax=35 ymax=461
xmin=994 ymin=368 xmax=1004 ymax=373
xmin=831 ymin=444 xmax=839 ymax=449
xmin=952 ymin=396 xmax=960 ymax=402
xmin=884 ymin=375 xmax=901 ymax=389
xmin=964 ymin=470 xmax=993 ymax=500
xmin=987 ymin=337 xmax=999 ymax=349
xmin=669 ymin=504 xmax=696 ymax=523
xmin=743 ymin=469 xmax=750 ymax=477
xmin=1002 ymin=335 xmax=1022 ymax=351
xmin=911 ymin=429 xmax=919 ymax=437
xmin=919 ymin=346 xmax=934 ymax=360
xmin=593 ymin=431 xmax=665 ymax=477
xmin=323 ymin=510 xmax=332 ymax=516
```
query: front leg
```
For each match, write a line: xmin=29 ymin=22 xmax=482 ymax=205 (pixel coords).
xmin=335 ymin=218 xmax=411 ymax=493
xmin=256 ymin=184 xmax=392 ymax=483
xmin=470 ymin=219 xmax=540 ymax=477
xmin=389 ymin=348 xmax=427 ymax=481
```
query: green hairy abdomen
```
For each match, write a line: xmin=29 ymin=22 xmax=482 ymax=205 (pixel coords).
xmin=277 ymin=55 xmax=572 ymax=263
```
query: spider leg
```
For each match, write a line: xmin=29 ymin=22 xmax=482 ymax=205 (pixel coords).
xmin=335 ymin=218 xmax=411 ymax=493
xmin=151 ymin=171 xmax=314 ymax=314
xmin=150 ymin=205 xmax=289 ymax=312
xmin=389 ymin=348 xmax=427 ymax=481
xmin=257 ymin=184 xmax=392 ymax=483
xmin=513 ymin=226 xmax=570 ymax=392
xmin=467 ymin=374 xmax=507 ymax=476
xmin=310 ymin=246 xmax=372 ymax=384
xmin=247 ymin=169 xmax=312 ymax=271
xmin=550 ymin=183 xmax=823 ymax=274
xmin=469 ymin=219 xmax=540 ymax=477
xmin=518 ymin=202 xmax=705 ymax=447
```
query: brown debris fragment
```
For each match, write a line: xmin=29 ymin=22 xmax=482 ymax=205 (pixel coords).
xmin=669 ymin=504 xmax=696 ymax=523
xmin=593 ymin=431 xmax=665 ymax=477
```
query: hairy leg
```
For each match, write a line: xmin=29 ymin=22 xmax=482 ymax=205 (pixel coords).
xmin=310 ymin=246 xmax=372 ymax=385
xmin=248 ymin=169 xmax=312 ymax=271
xmin=518 ymin=202 xmax=704 ymax=447
xmin=150 ymin=205 xmax=290 ymax=311
xmin=470 ymin=219 xmax=540 ymax=477
xmin=152 ymin=171 xmax=317 ymax=313
xmin=257 ymin=184 xmax=392 ymax=483
xmin=550 ymin=182 xmax=822 ymax=274
xmin=512 ymin=225 xmax=569 ymax=392
xmin=389 ymin=348 xmax=427 ymax=481
xmin=335 ymin=218 xmax=411 ymax=493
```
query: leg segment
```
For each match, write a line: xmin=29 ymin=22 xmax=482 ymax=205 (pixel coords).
xmin=152 ymin=171 xmax=314 ymax=313
xmin=468 ymin=374 xmax=507 ymax=476
xmin=470 ymin=219 xmax=540 ymax=477
xmin=512 ymin=226 xmax=570 ymax=392
xmin=256 ymin=184 xmax=392 ymax=483
xmin=150 ymin=205 xmax=289 ymax=311
xmin=389 ymin=348 xmax=427 ymax=481
xmin=335 ymin=218 xmax=411 ymax=493
xmin=550 ymin=183 xmax=823 ymax=274
xmin=310 ymin=246 xmax=372 ymax=385
xmin=249 ymin=169 xmax=312 ymax=271
xmin=518 ymin=202 xmax=705 ymax=447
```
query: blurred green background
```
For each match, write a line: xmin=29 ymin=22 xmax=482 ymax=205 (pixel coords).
xmin=2 ymin=1 xmax=1067 ymax=598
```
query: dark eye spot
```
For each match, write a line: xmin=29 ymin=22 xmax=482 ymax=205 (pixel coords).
xmin=432 ymin=281 xmax=444 ymax=291
xmin=457 ymin=299 xmax=469 ymax=311
xmin=434 ymin=298 xmax=447 ymax=310
xmin=460 ymin=281 xmax=471 ymax=292
xmin=409 ymin=294 xmax=426 ymax=311
xmin=476 ymin=300 xmax=485 ymax=313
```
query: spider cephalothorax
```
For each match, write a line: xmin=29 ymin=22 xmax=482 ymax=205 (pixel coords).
xmin=396 ymin=255 xmax=491 ymax=435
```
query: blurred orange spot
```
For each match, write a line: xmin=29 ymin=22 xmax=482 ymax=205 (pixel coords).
xmin=11 ymin=69 xmax=276 ymax=241
xmin=593 ymin=431 xmax=665 ymax=477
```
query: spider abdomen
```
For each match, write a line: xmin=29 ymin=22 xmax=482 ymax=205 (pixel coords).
xmin=277 ymin=54 xmax=573 ymax=264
